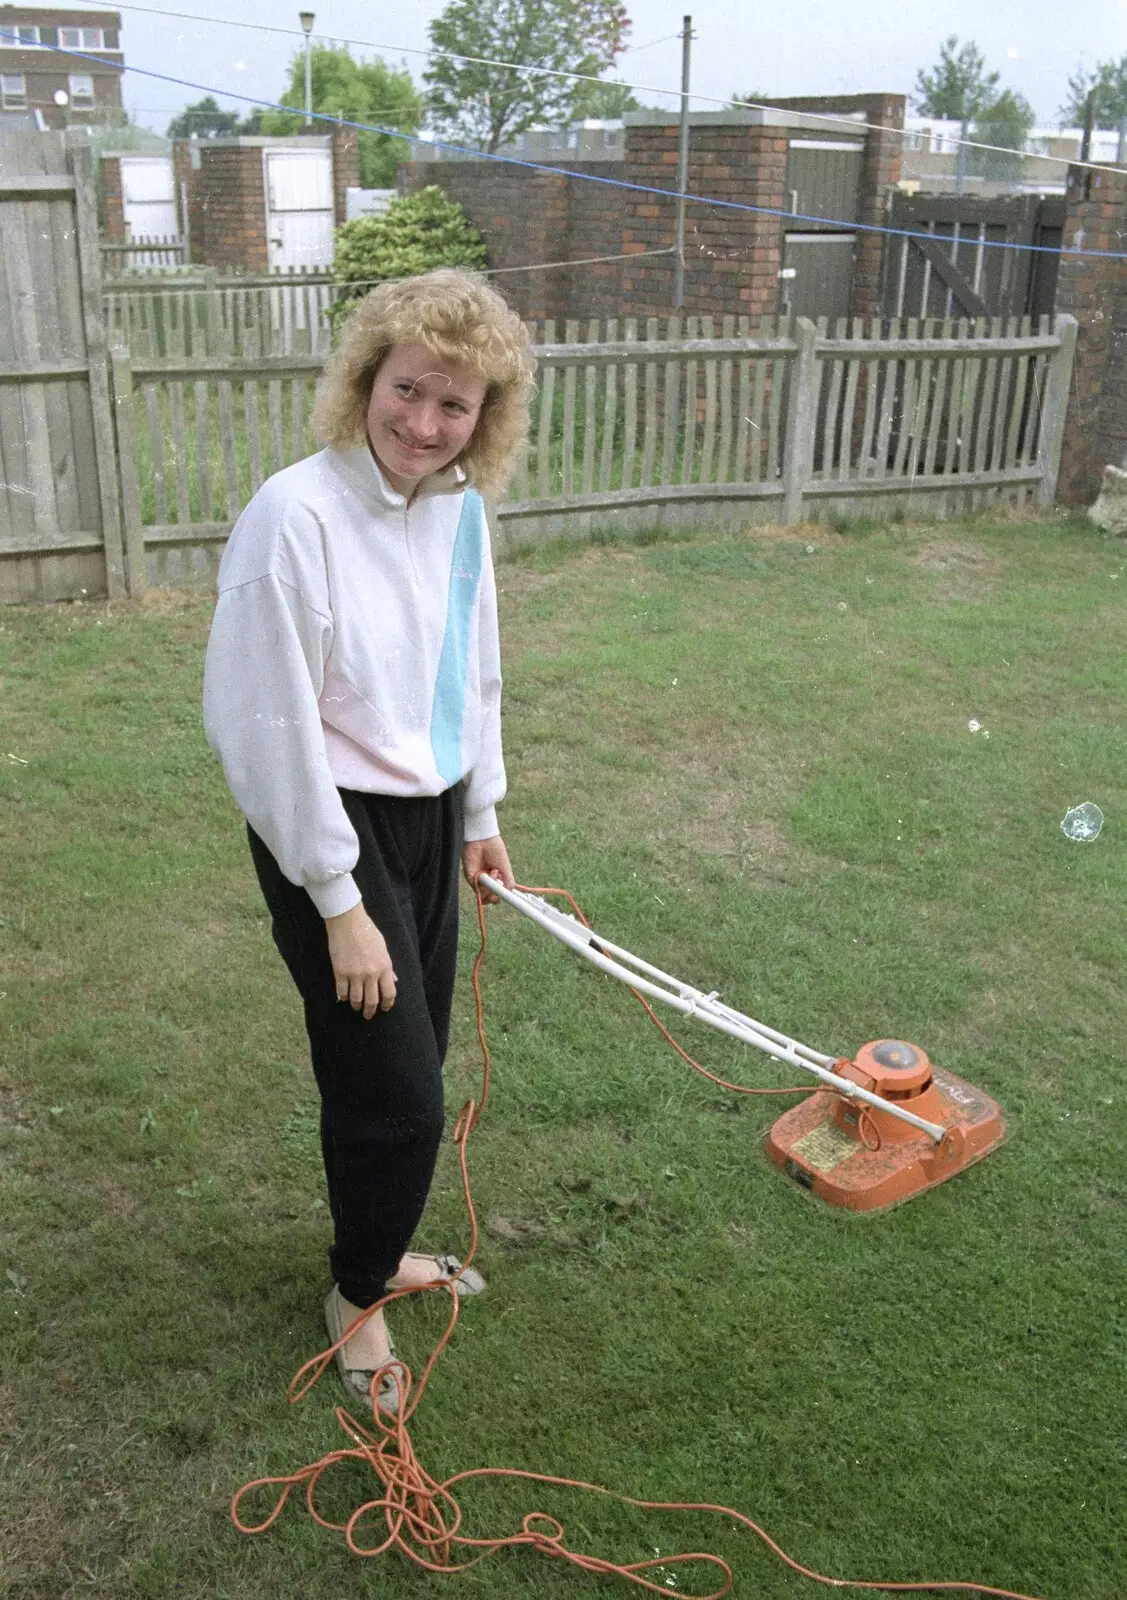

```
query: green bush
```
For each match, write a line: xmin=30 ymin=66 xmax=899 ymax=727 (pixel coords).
xmin=328 ymin=186 xmax=488 ymax=331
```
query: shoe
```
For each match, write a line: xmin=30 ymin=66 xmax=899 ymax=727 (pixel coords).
xmin=323 ymin=1284 xmax=401 ymax=1416
xmin=388 ymin=1252 xmax=486 ymax=1298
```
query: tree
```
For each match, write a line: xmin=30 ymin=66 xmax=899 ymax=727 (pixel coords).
xmin=1060 ymin=57 xmax=1127 ymax=129
xmin=260 ymin=45 xmax=424 ymax=188
xmin=166 ymin=96 xmax=240 ymax=139
xmin=968 ymin=89 xmax=1036 ymax=180
xmin=570 ymin=79 xmax=643 ymax=119
xmin=424 ymin=0 xmax=630 ymax=153
xmin=329 ymin=186 xmax=487 ymax=332
xmin=913 ymin=37 xmax=999 ymax=122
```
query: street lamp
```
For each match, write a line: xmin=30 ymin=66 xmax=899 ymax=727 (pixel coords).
xmin=299 ymin=11 xmax=315 ymax=130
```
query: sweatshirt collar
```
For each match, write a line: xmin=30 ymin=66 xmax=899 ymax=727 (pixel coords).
xmin=331 ymin=442 xmax=467 ymax=509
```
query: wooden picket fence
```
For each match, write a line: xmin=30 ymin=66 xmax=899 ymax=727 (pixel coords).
xmin=99 ymin=234 xmax=188 ymax=273
xmin=103 ymin=267 xmax=339 ymax=359
xmin=106 ymin=312 xmax=1077 ymax=594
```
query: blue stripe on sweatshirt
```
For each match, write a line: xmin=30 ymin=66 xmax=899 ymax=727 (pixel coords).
xmin=430 ymin=489 xmax=485 ymax=786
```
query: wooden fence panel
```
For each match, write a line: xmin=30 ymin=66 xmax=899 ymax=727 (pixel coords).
xmin=599 ymin=317 xmax=618 ymax=493
xmin=621 ymin=318 xmax=638 ymax=492
xmin=734 ymin=317 xmax=753 ymax=483
xmin=98 ymin=317 xmax=1078 ymax=594
xmin=679 ymin=316 xmax=698 ymax=486
xmin=640 ymin=317 xmax=659 ymax=488
xmin=536 ymin=320 xmax=556 ymax=500
xmin=0 ymin=135 xmax=124 ymax=603
xmin=661 ymin=313 xmax=681 ymax=488
xmin=104 ymin=275 xmax=340 ymax=359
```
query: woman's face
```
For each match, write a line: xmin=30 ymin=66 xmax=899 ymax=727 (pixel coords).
xmin=365 ymin=343 xmax=487 ymax=498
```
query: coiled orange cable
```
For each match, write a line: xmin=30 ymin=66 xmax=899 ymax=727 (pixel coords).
xmin=230 ymin=882 xmax=1048 ymax=1600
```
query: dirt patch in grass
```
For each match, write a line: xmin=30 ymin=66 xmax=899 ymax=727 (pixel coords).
xmin=0 ymin=1090 xmax=31 ymax=1127
xmin=131 ymin=584 xmax=214 ymax=617
xmin=912 ymin=538 xmax=1003 ymax=600
xmin=517 ymin=703 xmax=820 ymax=884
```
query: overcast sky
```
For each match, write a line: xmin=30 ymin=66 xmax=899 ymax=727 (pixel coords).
xmin=61 ymin=0 xmax=1127 ymax=134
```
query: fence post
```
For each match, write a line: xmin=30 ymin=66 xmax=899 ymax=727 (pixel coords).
xmin=1035 ymin=314 xmax=1078 ymax=507
xmin=71 ymin=142 xmax=127 ymax=599
xmin=202 ymin=266 xmax=222 ymax=355
xmin=109 ymin=347 xmax=147 ymax=596
xmin=782 ymin=317 xmax=818 ymax=524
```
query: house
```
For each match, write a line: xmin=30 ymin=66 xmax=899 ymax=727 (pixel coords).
xmin=899 ymin=117 xmax=1125 ymax=196
xmin=0 ymin=6 xmax=123 ymax=129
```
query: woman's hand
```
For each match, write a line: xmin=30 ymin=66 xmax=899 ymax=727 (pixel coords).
xmin=462 ymin=835 xmax=515 ymax=904
xmin=324 ymin=902 xmax=397 ymax=1020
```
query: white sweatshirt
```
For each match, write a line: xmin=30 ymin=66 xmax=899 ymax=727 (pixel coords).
xmin=203 ymin=444 xmax=505 ymax=920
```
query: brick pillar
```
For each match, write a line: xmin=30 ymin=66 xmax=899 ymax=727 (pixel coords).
xmin=101 ymin=155 xmax=124 ymax=240
xmin=854 ymin=96 xmax=904 ymax=322
xmin=197 ymin=144 xmax=268 ymax=273
xmin=332 ymin=127 xmax=360 ymax=225
xmin=1055 ymin=162 xmax=1127 ymax=504
xmin=621 ymin=121 xmax=789 ymax=321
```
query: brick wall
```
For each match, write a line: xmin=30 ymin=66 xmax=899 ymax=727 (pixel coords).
xmin=1055 ymin=163 xmax=1127 ymax=504
xmin=401 ymin=105 xmax=899 ymax=329
xmin=403 ymin=160 xmax=622 ymax=324
xmin=552 ymin=164 xmax=628 ymax=326
xmin=101 ymin=155 xmax=124 ymax=240
xmin=196 ymin=146 xmax=269 ymax=273
xmin=620 ymin=122 xmax=789 ymax=320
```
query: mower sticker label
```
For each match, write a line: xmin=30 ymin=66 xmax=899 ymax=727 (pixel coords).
xmin=933 ymin=1070 xmax=980 ymax=1110
xmin=791 ymin=1121 xmax=857 ymax=1173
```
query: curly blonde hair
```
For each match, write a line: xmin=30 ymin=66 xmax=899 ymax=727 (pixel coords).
xmin=312 ymin=269 xmax=535 ymax=500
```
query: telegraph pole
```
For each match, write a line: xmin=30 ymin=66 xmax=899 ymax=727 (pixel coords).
xmin=673 ymin=15 xmax=692 ymax=309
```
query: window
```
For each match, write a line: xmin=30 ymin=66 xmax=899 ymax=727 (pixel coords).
xmin=68 ymin=74 xmax=94 ymax=106
xmin=1 ymin=25 xmax=40 ymax=46
xmin=60 ymin=27 xmax=108 ymax=50
xmin=1 ymin=72 xmax=27 ymax=108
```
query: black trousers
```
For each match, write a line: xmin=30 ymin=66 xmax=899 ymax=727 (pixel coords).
xmin=248 ymin=786 xmax=463 ymax=1307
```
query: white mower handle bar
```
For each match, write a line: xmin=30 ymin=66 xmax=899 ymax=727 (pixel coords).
xmin=479 ymin=877 xmax=946 ymax=1144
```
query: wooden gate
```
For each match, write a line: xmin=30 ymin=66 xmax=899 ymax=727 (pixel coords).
xmin=881 ymin=194 xmax=1064 ymax=322
xmin=0 ymin=131 xmax=124 ymax=603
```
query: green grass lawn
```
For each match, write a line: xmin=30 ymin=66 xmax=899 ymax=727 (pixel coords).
xmin=1 ymin=511 xmax=1124 ymax=1598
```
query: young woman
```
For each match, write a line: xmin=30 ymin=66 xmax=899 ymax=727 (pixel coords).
xmin=203 ymin=269 xmax=535 ymax=1411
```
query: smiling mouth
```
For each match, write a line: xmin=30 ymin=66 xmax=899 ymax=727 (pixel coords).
xmin=392 ymin=429 xmax=436 ymax=453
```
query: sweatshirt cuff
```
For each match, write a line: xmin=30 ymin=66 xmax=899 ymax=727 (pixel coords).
xmin=306 ymin=873 xmax=362 ymax=920
xmin=463 ymin=804 xmax=499 ymax=843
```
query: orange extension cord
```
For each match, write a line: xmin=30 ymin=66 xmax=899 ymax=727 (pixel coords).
xmin=230 ymin=883 xmax=1048 ymax=1600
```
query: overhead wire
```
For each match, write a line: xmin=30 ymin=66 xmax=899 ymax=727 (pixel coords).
xmin=48 ymin=0 xmax=1127 ymax=179
xmin=9 ymin=29 xmax=1124 ymax=266
xmin=327 ymin=248 xmax=678 ymax=287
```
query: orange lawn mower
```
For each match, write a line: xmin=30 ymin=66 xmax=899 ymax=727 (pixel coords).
xmin=478 ymin=877 xmax=1006 ymax=1212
